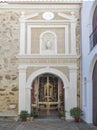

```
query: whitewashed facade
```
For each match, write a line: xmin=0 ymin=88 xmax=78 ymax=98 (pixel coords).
xmin=81 ymin=0 xmax=97 ymax=125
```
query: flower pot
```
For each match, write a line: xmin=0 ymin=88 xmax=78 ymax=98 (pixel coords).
xmin=20 ymin=110 xmax=28 ymax=122
xmin=22 ymin=118 xmax=27 ymax=122
xmin=30 ymin=117 xmax=34 ymax=121
xmin=74 ymin=118 xmax=80 ymax=123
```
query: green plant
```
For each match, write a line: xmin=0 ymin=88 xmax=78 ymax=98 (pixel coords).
xmin=70 ymin=107 xmax=83 ymax=119
xmin=30 ymin=111 xmax=35 ymax=117
xmin=60 ymin=110 xmax=66 ymax=117
xmin=20 ymin=110 xmax=28 ymax=118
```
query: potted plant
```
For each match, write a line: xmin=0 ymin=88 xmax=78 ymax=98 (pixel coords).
xmin=20 ymin=110 xmax=28 ymax=122
xmin=70 ymin=107 xmax=83 ymax=122
xmin=60 ymin=110 xmax=66 ymax=120
xmin=29 ymin=111 xmax=35 ymax=121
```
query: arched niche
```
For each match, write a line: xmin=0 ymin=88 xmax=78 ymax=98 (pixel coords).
xmin=40 ymin=31 xmax=57 ymax=55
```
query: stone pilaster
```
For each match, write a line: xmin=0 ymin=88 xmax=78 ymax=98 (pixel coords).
xmin=65 ymin=66 xmax=77 ymax=119
xmin=70 ymin=21 xmax=77 ymax=55
xmin=19 ymin=12 xmax=26 ymax=55
xmin=18 ymin=66 xmax=27 ymax=113
xmin=69 ymin=67 xmax=77 ymax=108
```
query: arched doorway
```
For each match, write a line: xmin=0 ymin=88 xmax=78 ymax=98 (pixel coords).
xmin=19 ymin=67 xmax=78 ymax=119
xmin=31 ymin=73 xmax=64 ymax=118
xmin=25 ymin=67 xmax=72 ymax=119
xmin=93 ymin=60 xmax=97 ymax=126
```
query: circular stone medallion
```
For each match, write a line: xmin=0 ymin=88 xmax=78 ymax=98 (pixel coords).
xmin=42 ymin=12 xmax=54 ymax=20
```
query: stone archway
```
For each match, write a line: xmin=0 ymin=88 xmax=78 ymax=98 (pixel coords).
xmin=18 ymin=67 xmax=77 ymax=119
xmin=26 ymin=67 xmax=69 ymax=89
xmin=25 ymin=68 xmax=69 ymax=117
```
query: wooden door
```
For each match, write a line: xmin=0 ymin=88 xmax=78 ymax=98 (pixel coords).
xmin=93 ymin=60 xmax=97 ymax=126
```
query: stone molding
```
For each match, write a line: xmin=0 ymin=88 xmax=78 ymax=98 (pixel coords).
xmin=17 ymin=54 xmax=80 ymax=58
xmin=17 ymin=54 xmax=79 ymax=68
xmin=26 ymin=67 xmax=69 ymax=89
xmin=19 ymin=12 xmax=77 ymax=55
xmin=40 ymin=30 xmax=57 ymax=55
xmin=26 ymin=25 xmax=69 ymax=55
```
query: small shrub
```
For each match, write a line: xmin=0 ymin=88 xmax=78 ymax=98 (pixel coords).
xmin=60 ymin=110 xmax=66 ymax=117
xmin=20 ymin=110 xmax=28 ymax=118
xmin=70 ymin=107 xmax=83 ymax=119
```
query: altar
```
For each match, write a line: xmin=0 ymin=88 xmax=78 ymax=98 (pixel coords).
xmin=38 ymin=102 xmax=58 ymax=109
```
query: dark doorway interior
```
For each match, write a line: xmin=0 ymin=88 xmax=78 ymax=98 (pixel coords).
xmin=93 ymin=60 xmax=97 ymax=126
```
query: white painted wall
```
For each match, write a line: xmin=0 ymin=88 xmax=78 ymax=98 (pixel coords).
xmin=81 ymin=0 xmax=97 ymax=124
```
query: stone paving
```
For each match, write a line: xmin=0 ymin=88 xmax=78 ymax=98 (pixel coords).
xmin=0 ymin=119 xmax=97 ymax=130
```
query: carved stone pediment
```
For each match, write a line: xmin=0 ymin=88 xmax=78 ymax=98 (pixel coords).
xmin=58 ymin=12 xmax=76 ymax=21
xmin=20 ymin=11 xmax=76 ymax=21
xmin=23 ymin=13 xmax=39 ymax=20
xmin=19 ymin=12 xmax=39 ymax=21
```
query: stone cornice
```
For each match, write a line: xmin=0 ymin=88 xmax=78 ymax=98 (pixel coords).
xmin=16 ymin=55 xmax=80 ymax=68
xmin=16 ymin=54 xmax=80 ymax=59
xmin=0 ymin=3 xmax=81 ymax=9
xmin=22 ymin=20 xmax=77 ymax=23
xmin=0 ymin=0 xmax=82 ymax=4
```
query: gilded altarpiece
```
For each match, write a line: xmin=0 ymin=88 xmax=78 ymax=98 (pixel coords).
xmin=31 ymin=74 xmax=64 ymax=116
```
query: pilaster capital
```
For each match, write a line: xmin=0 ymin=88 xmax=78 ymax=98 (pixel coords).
xmin=18 ymin=65 xmax=27 ymax=72
xmin=19 ymin=12 xmax=25 ymax=23
xmin=70 ymin=20 xmax=77 ymax=25
xmin=68 ymin=65 xmax=78 ymax=71
xmin=19 ymin=19 xmax=25 ymax=23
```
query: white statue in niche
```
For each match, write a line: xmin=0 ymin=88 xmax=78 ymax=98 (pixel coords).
xmin=46 ymin=40 xmax=52 ymax=50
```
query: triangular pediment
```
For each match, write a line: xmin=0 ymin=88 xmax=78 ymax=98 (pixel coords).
xmin=24 ymin=13 xmax=39 ymax=20
xmin=20 ymin=12 xmax=75 ymax=21
xmin=58 ymin=13 xmax=76 ymax=20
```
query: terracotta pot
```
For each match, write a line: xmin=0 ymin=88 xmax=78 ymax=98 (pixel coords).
xmin=30 ymin=117 xmax=34 ymax=121
xmin=22 ymin=118 xmax=27 ymax=122
xmin=74 ymin=118 xmax=80 ymax=123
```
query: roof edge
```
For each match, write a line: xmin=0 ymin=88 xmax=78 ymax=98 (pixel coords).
xmin=0 ymin=0 xmax=82 ymax=4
